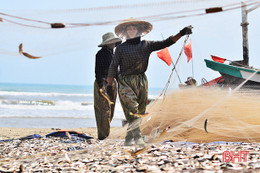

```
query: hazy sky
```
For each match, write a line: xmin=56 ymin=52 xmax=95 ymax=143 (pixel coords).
xmin=0 ymin=0 xmax=259 ymax=89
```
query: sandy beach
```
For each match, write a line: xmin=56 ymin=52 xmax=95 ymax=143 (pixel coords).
xmin=0 ymin=127 xmax=260 ymax=172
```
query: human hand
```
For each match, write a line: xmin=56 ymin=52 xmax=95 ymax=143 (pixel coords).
xmin=101 ymin=85 xmax=106 ymax=92
xmin=180 ymin=25 xmax=193 ymax=36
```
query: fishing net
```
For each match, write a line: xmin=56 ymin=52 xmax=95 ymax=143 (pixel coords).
xmin=109 ymin=87 xmax=260 ymax=143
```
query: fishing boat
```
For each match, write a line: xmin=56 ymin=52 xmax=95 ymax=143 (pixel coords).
xmin=205 ymin=59 xmax=260 ymax=89
xmin=204 ymin=2 xmax=260 ymax=90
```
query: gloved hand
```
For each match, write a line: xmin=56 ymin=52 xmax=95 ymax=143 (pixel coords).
xmin=180 ymin=25 xmax=193 ymax=36
xmin=106 ymin=85 xmax=113 ymax=100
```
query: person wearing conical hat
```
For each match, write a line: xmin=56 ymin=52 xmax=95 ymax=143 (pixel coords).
xmin=107 ymin=18 xmax=192 ymax=146
xmin=94 ymin=32 xmax=121 ymax=140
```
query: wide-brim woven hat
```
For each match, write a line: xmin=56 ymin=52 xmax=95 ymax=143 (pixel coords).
xmin=98 ymin=32 xmax=122 ymax=47
xmin=115 ymin=18 xmax=153 ymax=38
xmin=185 ymin=77 xmax=197 ymax=84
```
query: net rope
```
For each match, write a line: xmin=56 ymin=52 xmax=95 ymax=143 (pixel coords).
xmin=0 ymin=0 xmax=258 ymax=29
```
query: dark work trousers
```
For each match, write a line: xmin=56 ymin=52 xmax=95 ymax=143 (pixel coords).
xmin=94 ymin=79 xmax=117 ymax=140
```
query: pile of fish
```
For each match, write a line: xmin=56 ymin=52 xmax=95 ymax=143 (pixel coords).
xmin=0 ymin=137 xmax=260 ymax=172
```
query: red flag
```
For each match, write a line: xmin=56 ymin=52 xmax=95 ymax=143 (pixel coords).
xmin=211 ymin=55 xmax=226 ymax=63
xmin=157 ymin=48 xmax=172 ymax=66
xmin=184 ymin=40 xmax=192 ymax=63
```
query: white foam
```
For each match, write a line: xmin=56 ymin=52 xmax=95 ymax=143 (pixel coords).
xmin=0 ymin=91 xmax=93 ymax=97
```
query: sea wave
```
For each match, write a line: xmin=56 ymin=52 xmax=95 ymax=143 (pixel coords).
xmin=0 ymin=84 xmax=161 ymax=128
xmin=0 ymin=100 xmax=125 ymax=111
xmin=0 ymin=113 xmax=124 ymax=119
xmin=0 ymin=90 xmax=159 ymax=99
xmin=0 ymin=91 xmax=93 ymax=97
xmin=0 ymin=101 xmax=93 ymax=110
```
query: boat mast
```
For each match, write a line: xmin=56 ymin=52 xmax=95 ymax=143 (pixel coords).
xmin=241 ymin=2 xmax=249 ymax=66
xmin=241 ymin=1 xmax=260 ymax=66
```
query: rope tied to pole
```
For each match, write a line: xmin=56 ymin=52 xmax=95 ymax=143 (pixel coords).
xmin=158 ymin=34 xmax=190 ymax=99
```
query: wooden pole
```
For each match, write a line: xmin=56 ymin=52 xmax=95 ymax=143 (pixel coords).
xmin=241 ymin=2 xmax=249 ymax=66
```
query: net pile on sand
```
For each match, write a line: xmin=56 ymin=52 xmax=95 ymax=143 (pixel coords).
xmin=110 ymin=88 xmax=260 ymax=143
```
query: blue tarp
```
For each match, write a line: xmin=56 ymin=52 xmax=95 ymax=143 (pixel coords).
xmin=46 ymin=131 xmax=93 ymax=139
xmin=0 ymin=134 xmax=42 ymax=143
xmin=0 ymin=131 xmax=93 ymax=143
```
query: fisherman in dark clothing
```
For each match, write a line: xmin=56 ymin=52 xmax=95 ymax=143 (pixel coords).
xmin=94 ymin=32 xmax=121 ymax=140
xmin=107 ymin=18 xmax=193 ymax=146
xmin=179 ymin=76 xmax=197 ymax=88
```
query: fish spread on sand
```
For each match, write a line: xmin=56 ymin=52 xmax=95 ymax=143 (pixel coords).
xmin=1 ymin=136 xmax=260 ymax=172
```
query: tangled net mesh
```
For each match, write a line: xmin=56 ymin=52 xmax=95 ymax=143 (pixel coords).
xmin=109 ymin=88 xmax=260 ymax=143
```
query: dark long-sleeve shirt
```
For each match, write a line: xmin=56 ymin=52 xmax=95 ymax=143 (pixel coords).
xmin=95 ymin=47 xmax=114 ymax=86
xmin=108 ymin=36 xmax=175 ymax=77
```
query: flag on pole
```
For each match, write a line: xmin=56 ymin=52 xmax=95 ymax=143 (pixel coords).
xmin=211 ymin=55 xmax=226 ymax=63
xmin=184 ymin=40 xmax=192 ymax=63
xmin=157 ymin=47 xmax=172 ymax=66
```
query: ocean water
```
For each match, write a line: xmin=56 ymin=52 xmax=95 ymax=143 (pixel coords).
xmin=0 ymin=83 xmax=161 ymax=128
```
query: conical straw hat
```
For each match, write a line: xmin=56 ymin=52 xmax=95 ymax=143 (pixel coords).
xmin=115 ymin=18 xmax=153 ymax=38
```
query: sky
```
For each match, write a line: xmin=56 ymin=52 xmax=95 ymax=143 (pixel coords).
xmin=0 ymin=0 xmax=259 ymax=89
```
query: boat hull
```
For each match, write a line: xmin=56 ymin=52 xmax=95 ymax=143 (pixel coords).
xmin=204 ymin=59 xmax=260 ymax=90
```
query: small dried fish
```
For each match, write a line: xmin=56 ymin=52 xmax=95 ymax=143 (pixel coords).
xmin=19 ymin=44 xmax=42 ymax=59
xmin=18 ymin=43 xmax=23 ymax=55
xmin=65 ymin=152 xmax=71 ymax=163
xmin=126 ymin=147 xmax=147 ymax=157
xmin=159 ymin=126 xmax=170 ymax=138
xmin=204 ymin=119 xmax=208 ymax=133
xmin=22 ymin=52 xmax=41 ymax=59
xmin=65 ymin=131 xmax=72 ymax=139
xmin=129 ymin=112 xmax=149 ymax=118
xmin=99 ymin=89 xmax=114 ymax=105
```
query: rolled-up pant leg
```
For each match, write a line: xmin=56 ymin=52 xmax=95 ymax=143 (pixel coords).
xmin=94 ymin=79 xmax=117 ymax=140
